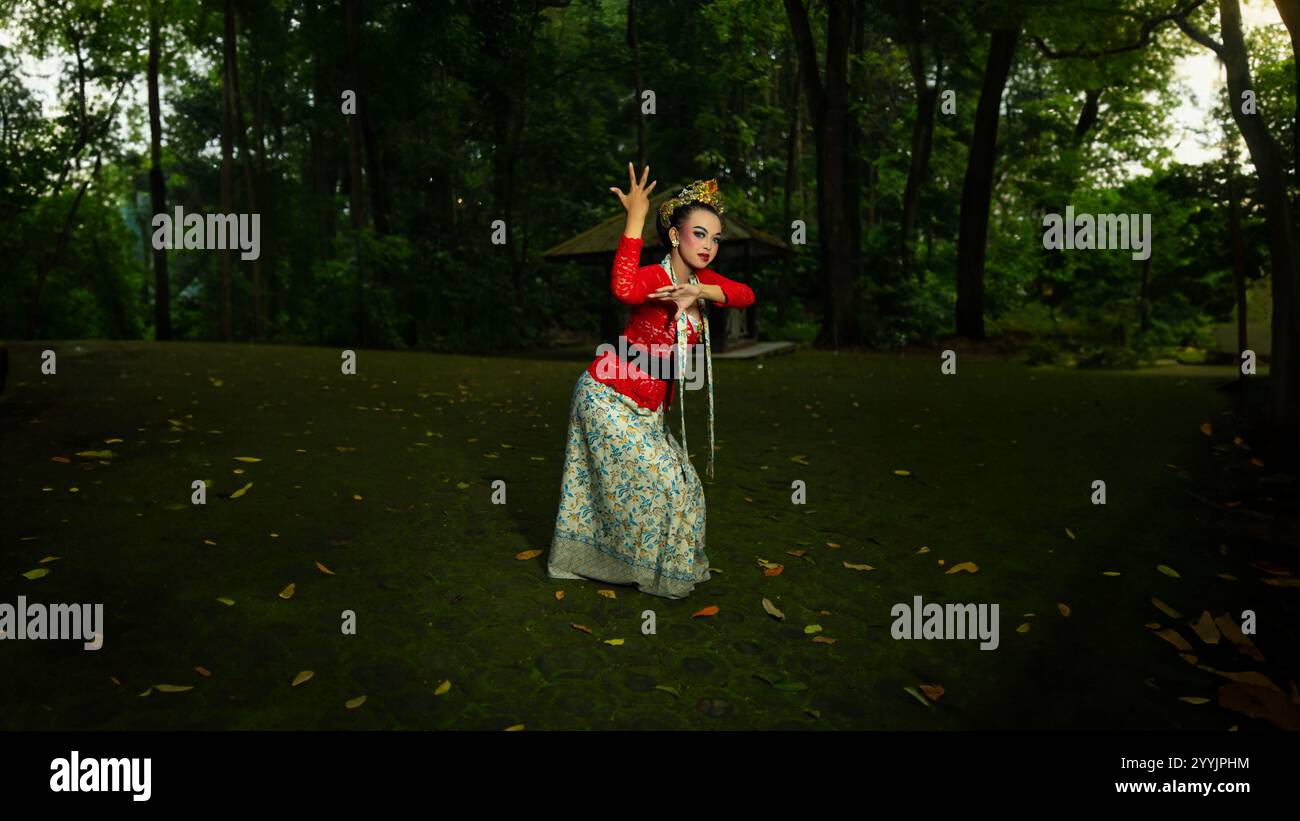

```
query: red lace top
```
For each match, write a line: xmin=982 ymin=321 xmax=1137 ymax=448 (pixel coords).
xmin=587 ymin=234 xmax=756 ymax=411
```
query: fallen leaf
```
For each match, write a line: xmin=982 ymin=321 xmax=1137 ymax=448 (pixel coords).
xmin=917 ymin=546 xmax=930 ymax=554
xmin=806 ymin=709 xmax=821 ymax=719
xmin=230 ymin=482 xmax=253 ymax=499
xmin=597 ymin=589 xmax=617 ymax=599
xmin=1214 ymin=614 xmax=1263 ymax=661
xmin=1103 ymin=571 xmax=1122 ymax=576
xmin=195 ymin=666 xmax=211 ymax=677
xmin=503 ymin=724 xmax=525 ymax=731
xmin=654 ymin=685 xmax=681 ymax=698
xmin=515 ymin=549 xmax=543 ymax=560
xmin=75 ymin=450 xmax=115 ymax=458
xmin=1190 ymin=611 xmax=1221 ymax=644
xmin=1157 ymin=564 xmax=1181 ymax=578
xmin=50 ymin=456 xmax=71 ymax=463
xmin=603 ymin=638 xmax=625 ymax=646
xmin=1057 ymin=603 xmax=1071 ymax=617
xmin=154 ymin=684 xmax=193 ymax=693
xmin=826 ymin=542 xmax=841 ymax=549
xmin=345 ymin=695 xmax=367 ymax=709
xmin=217 ymin=597 xmax=236 ymax=606
xmin=353 ymin=494 xmax=363 ymax=500
xmin=692 ymin=606 xmax=720 ymax=618
xmin=1179 ymin=653 xmax=1198 ymax=665
xmin=570 ymin=623 xmax=593 ymax=634
xmin=315 ymin=561 xmax=335 ymax=575
xmin=278 ymin=583 xmax=296 ymax=600
xmin=1199 ymin=422 xmax=1212 ymax=436
xmin=434 ymin=680 xmax=451 ymax=695
xmin=1151 ymin=597 xmax=1182 ymax=619
xmin=1217 ymin=573 xmax=1238 ymax=581
xmin=1016 ymin=623 xmax=1031 ymax=633
xmin=790 ymin=455 xmax=811 ymax=465
xmin=292 ymin=671 xmax=314 ymax=687
xmin=1262 ymin=577 xmax=1300 ymax=587
xmin=1145 ymin=622 xmax=1163 ymax=630
xmin=1065 ymin=528 xmax=1076 ymax=540
xmin=811 ymin=635 xmax=837 ymax=644
xmin=920 ymin=684 xmax=945 ymax=701
xmin=554 ymin=590 xmax=565 ymax=601
xmin=761 ymin=598 xmax=785 ymax=620
xmin=842 ymin=561 xmax=874 ymax=571
xmin=786 ymin=549 xmax=807 ymax=557
xmin=946 ymin=562 xmax=979 ymax=574
xmin=903 ymin=686 xmax=933 ymax=708
xmin=233 ymin=456 xmax=262 ymax=462
xmin=1178 ymin=696 xmax=1211 ymax=705
xmin=21 ymin=568 xmax=49 ymax=580
xmin=763 ymin=564 xmax=785 ymax=576
xmin=1218 ymin=683 xmax=1300 ymax=731
xmin=804 ymin=624 xmax=822 ymax=634
xmin=894 ymin=469 xmax=911 ymax=476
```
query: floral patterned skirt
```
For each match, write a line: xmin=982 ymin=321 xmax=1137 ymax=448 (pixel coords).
xmin=547 ymin=369 xmax=710 ymax=599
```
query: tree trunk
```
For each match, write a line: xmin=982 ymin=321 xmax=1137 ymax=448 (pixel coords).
xmin=779 ymin=51 xmax=802 ymax=327
xmin=148 ymin=0 xmax=171 ymax=341
xmin=220 ymin=0 xmax=236 ymax=341
xmin=785 ymin=0 xmax=862 ymax=347
xmin=1275 ymin=0 xmax=1299 ymax=205
xmin=1215 ymin=0 xmax=1299 ymax=461
xmin=901 ymin=36 xmax=938 ymax=267
xmin=231 ymin=0 xmax=263 ymax=339
xmin=344 ymin=0 xmax=368 ymax=346
xmin=955 ymin=25 xmax=1020 ymax=340
xmin=1227 ymin=159 xmax=1247 ymax=365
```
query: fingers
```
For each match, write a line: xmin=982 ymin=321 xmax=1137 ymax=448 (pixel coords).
xmin=639 ymin=164 xmax=650 ymax=187
xmin=627 ymin=161 xmax=636 ymax=189
xmin=644 ymin=180 xmax=656 ymax=195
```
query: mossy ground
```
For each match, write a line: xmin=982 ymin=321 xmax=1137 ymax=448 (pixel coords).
xmin=1 ymin=340 xmax=1296 ymax=730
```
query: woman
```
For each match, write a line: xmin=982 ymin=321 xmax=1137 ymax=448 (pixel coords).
xmin=546 ymin=163 xmax=756 ymax=599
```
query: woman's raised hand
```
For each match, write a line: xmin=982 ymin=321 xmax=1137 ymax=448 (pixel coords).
xmin=609 ymin=162 xmax=656 ymax=224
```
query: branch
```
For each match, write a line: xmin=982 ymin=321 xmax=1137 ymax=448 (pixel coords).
xmin=1031 ymin=0 xmax=1205 ymax=59
xmin=1173 ymin=11 xmax=1224 ymax=58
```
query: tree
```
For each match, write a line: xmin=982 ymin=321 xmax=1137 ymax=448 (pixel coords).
xmin=1176 ymin=0 xmax=1299 ymax=462
xmin=785 ymin=0 xmax=865 ymax=346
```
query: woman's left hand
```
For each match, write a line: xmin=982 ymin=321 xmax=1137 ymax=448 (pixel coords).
xmin=649 ymin=283 xmax=701 ymax=316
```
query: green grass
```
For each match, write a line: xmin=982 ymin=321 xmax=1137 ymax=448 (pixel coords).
xmin=0 ymin=340 xmax=1295 ymax=730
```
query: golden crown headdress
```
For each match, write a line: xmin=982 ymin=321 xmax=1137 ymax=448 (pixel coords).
xmin=659 ymin=178 xmax=726 ymax=228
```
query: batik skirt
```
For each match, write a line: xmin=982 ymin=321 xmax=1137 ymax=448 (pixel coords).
xmin=547 ymin=369 xmax=710 ymax=599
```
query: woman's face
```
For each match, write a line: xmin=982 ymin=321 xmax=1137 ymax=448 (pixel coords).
xmin=673 ymin=208 xmax=722 ymax=269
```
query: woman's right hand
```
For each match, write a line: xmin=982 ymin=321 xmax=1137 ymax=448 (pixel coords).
xmin=609 ymin=162 xmax=656 ymax=224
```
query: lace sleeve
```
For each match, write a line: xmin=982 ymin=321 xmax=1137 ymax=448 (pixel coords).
xmin=699 ymin=269 xmax=755 ymax=309
xmin=610 ymin=233 xmax=658 ymax=305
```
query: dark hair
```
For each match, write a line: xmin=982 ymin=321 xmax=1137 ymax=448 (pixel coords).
xmin=656 ymin=202 xmax=725 ymax=249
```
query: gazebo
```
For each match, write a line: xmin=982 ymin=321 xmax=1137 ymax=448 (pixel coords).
xmin=542 ymin=187 xmax=793 ymax=352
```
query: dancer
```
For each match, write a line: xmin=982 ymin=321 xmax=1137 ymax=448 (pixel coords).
xmin=546 ymin=163 xmax=756 ymax=598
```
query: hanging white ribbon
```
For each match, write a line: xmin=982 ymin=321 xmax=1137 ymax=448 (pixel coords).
xmin=659 ymin=254 xmax=716 ymax=479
